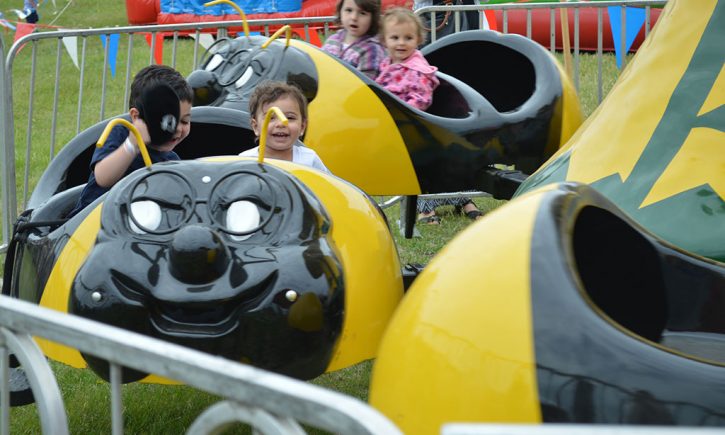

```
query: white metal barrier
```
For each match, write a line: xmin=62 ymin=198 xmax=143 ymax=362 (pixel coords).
xmin=0 ymin=16 xmax=337 ymax=230
xmin=442 ymin=424 xmax=725 ymax=435
xmin=1 ymin=294 xmax=720 ymax=434
xmin=0 ymin=1 xmax=668 ymax=253
xmin=0 ymin=16 xmax=337 ymax=254
xmin=0 ymin=5 xmax=720 ymax=432
xmin=415 ymin=0 xmax=666 ymax=95
xmin=0 ymin=294 xmax=401 ymax=434
xmin=1 ymin=35 xmax=13 ymax=256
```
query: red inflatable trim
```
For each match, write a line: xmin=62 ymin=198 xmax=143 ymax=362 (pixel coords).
xmin=493 ymin=7 xmax=661 ymax=52
xmin=127 ymin=0 xmax=409 ymax=25
xmin=126 ymin=0 xmax=160 ymax=25
xmin=126 ymin=0 xmax=657 ymax=51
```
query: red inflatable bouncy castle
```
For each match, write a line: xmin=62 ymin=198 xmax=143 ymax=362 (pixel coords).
xmin=126 ymin=0 xmax=408 ymax=26
xmin=126 ymin=0 xmax=159 ymax=25
xmin=125 ymin=0 xmax=660 ymax=52
xmin=125 ymin=0 xmax=408 ymax=45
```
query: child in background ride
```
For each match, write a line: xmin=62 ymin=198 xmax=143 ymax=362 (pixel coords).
xmin=375 ymin=9 xmax=483 ymax=224
xmin=321 ymin=0 xmax=384 ymax=79
xmin=239 ymin=81 xmax=330 ymax=173
xmin=68 ymin=65 xmax=193 ymax=218
xmin=375 ymin=7 xmax=439 ymax=111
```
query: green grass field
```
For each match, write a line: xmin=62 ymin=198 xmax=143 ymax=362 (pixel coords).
xmin=0 ymin=0 xmax=627 ymax=432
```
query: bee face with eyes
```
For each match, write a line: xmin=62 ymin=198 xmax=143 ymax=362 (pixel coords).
xmin=188 ymin=36 xmax=318 ymax=111
xmin=122 ymin=168 xmax=279 ymax=240
xmin=70 ymin=160 xmax=343 ymax=382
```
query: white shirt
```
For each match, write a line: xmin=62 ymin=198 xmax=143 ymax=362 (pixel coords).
xmin=239 ymin=143 xmax=330 ymax=174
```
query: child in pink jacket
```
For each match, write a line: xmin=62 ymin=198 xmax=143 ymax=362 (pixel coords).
xmin=375 ymin=7 xmax=439 ymax=110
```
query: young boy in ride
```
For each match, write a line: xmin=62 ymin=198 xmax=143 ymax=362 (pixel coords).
xmin=375 ymin=7 xmax=439 ymax=111
xmin=321 ymin=0 xmax=385 ymax=79
xmin=68 ymin=65 xmax=193 ymax=218
xmin=239 ymin=81 xmax=330 ymax=173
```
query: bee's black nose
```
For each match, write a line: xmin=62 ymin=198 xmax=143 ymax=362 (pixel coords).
xmin=169 ymin=225 xmax=229 ymax=284
xmin=187 ymin=69 xmax=223 ymax=106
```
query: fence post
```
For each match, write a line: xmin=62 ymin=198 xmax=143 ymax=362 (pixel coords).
xmin=1 ymin=36 xmax=18 ymax=252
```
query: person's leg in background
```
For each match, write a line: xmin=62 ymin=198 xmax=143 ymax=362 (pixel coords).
xmin=417 ymin=198 xmax=443 ymax=225
xmin=461 ymin=0 xmax=480 ymax=30
xmin=23 ymin=0 xmax=39 ymax=23
xmin=453 ymin=197 xmax=483 ymax=220
xmin=418 ymin=196 xmax=484 ymax=224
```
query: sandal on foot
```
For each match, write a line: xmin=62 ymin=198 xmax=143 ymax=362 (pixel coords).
xmin=417 ymin=215 xmax=441 ymax=225
xmin=465 ymin=210 xmax=483 ymax=220
xmin=455 ymin=200 xmax=475 ymax=216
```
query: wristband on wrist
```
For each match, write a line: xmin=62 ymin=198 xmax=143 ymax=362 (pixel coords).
xmin=122 ymin=137 xmax=139 ymax=156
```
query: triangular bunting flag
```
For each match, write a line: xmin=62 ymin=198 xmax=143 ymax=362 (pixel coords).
xmin=144 ymin=32 xmax=165 ymax=65
xmin=99 ymin=33 xmax=120 ymax=77
xmin=481 ymin=10 xmax=497 ymax=31
xmin=59 ymin=30 xmax=79 ymax=69
xmin=190 ymin=33 xmax=215 ymax=50
xmin=14 ymin=22 xmax=35 ymax=42
xmin=13 ymin=22 xmax=35 ymax=52
xmin=608 ymin=6 xmax=646 ymax=69
xmin=0 ymin=20 xmax=16 ymax=31
xmin=9 ymin=9 xmax=28 ymax=19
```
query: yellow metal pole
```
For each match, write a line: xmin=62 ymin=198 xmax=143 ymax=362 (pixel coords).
xmin=204 ymin=0 xmax=250 ymax=37
xmin=96 ymin=118 xmax=152 ymax=167
xmin=261 ymin=25 xmax=293 ymax=49
xmin=257 ymin=106 xmax=288 ymax=164
xmin=560 ymin=1 xmax=573 ymax=78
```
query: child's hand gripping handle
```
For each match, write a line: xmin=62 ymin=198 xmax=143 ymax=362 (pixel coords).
xmin=97 ymin=119 xmax=153 ymax=168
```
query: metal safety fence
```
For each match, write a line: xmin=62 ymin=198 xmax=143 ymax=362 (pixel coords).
xmin=1 ymin=294 xmax=719 ymax=434
xmin=416 ymin=0 xmax=666 ymax=94
xmin=0 ymin=294 xmax=400 ymax=434
xmin=0 ymin=16 xmax=337 ymax=253
xmin=0 ymin=1 xmax=666 ymax=251
xmin=0 ymin=4 xmax=719 ymax=433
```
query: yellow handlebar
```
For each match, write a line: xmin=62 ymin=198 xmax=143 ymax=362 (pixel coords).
xmin=97 ymin=118 xmax=152 ymax=168
xmin=261 ymin=25 xmax=293 ymax=49
xmin=204 ymin=0 xmax=250 ymax=38
xmin=258 ymin=106 xmax=288 ymax=164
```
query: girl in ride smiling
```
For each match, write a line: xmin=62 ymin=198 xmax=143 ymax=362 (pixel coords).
xmin=375 ymin=8 xmax=482 ymax=224
xmin=375 ymin=7 xmax=439 ymax=110
xmin=321 ymin=0 xmax=384 ymax=79
xmin=239 ymin=81 xmax=329 ymax=173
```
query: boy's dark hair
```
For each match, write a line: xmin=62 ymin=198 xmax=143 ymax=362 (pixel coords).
xmin=381 ymin=7 xmax=426 ymax=42
xmin=335 ymin=0 xmax=381 ymax=36
xmin=129 ymin=65 xmax=193 ymax=109
xmin=249 ymin=81 xmax=308 ymax=123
